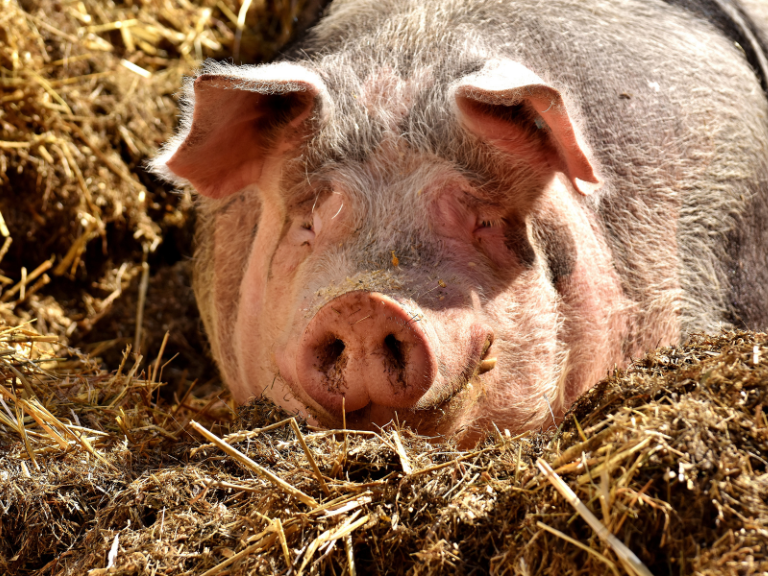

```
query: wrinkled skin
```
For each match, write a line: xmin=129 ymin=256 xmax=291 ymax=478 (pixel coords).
xmin=152 ymin=0 xmax=768 ymax=445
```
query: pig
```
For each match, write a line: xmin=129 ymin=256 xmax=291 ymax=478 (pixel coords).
xmin=152 ymin=0 xmax=768 ymax=445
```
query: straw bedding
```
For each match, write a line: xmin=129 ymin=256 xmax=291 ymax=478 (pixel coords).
xmin=1 ymin=326 xmax=766 ymax=575
xmin=0 ymin=1 xmax=766 ymax=575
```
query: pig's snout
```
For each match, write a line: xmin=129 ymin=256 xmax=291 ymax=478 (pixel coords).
xmin=297 ymin=291 xmax=437 ymax=413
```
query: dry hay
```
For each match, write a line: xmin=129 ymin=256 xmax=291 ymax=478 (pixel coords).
xmin=0 ymin=327 xmax=766 ymax=575
xmin=0 ymin=0 xmax=327 ymax=375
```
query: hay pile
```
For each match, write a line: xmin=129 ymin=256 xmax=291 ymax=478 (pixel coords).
xmin=0 ymin=0 xmax=326 ymax=378
xmin=1 ymin=1 xmax=767 ymax=575
xmin=1 ymin=327 xmax=766 ymax=575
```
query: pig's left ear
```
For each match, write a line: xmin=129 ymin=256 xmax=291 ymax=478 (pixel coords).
xmin=151 ymin=62 xmax=331 ymax=199
xmin=452 ymin=60 xmax=601 ymax=195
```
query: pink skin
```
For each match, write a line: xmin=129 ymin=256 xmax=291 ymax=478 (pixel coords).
xmin=229 ymin=178 xmax=498 ymax=434
xmin=163 ymin=63 xmax=670 ymax=443
xmin=453 ymin=60 xmax=601 ymax=195
xmin=218 ymin=168 xmax=631 ymax=443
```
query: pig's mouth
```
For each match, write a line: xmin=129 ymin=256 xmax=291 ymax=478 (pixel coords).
xmin=316 ymin=388 xmax=469 ymax=439
xmin=302 ymin=337 xmax=496 ymax=438
xmin=414 ymin=334 xmax=495 ymax=409
xmin=301 ymin=362 xmax=473 ymax=435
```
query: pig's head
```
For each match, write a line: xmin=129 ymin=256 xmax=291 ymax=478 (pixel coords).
xmin=152 ymin=58 xmax=630 ymax=445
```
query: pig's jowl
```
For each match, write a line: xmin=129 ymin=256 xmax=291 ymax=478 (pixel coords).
xmin=152 ymin=0 xmax=768 ymax=444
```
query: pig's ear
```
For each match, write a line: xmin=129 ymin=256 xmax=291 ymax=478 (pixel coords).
xmin=151 ymin=63 xmax=331 ymax=199
xmin=452 ymin=61 xmax=600 ymax=195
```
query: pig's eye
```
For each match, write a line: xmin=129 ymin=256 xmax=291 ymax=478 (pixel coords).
xmin=291 ymin=218 xmax=316 ymax=246
xmin=475 ymin=218 xmax=503 ymax=234
xmin=472 ymin=213 xmax=536 ymax=269
xmin=291 ymin=211 xmax=323 ymax=247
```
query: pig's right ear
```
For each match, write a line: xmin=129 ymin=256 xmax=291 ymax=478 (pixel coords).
xmin=151 ymin=63 xmax=331 ymax=199
xmin=451 ymin=60 xmax=601 ymax=195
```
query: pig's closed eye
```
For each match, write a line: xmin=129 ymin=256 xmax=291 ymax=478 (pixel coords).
xmin=471 ymin=215 xmax=535 ymax=268
xmin=293 ymin=210 xmax=324 ymax=246
xmin=293 ymin=218 xmax=316 ymax=246
xmin=474 ymin=218 xmax=503 ymax=236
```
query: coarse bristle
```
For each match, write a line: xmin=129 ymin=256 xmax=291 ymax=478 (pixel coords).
xmin=0 ymin=1 xmax=767 ymax=574
xmin=1 ymin=323 xmax=767 ymax=574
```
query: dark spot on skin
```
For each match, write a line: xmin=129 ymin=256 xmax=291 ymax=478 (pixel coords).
xmin=531 ymin=218 xmax=577 ymax=286
xmin=503 ymin=220 xmax=536 ymax=269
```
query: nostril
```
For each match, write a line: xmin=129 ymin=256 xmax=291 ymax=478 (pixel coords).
xmin=383 ymin=333 xmax=406 ymax=371
xmin=318 ymin=337 xmax=346 ymax=372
